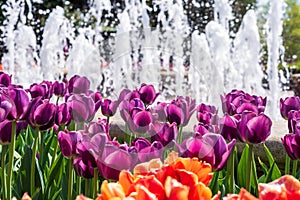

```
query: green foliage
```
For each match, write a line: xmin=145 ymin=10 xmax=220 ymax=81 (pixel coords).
xmin=283 ymin=0 xmax=300 ymax=66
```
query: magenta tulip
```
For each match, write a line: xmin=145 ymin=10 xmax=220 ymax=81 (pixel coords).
xmin=138 ymin=83 xmax=159 ymax=105
xmin=58 ymin=130 xmax=80 ymax=158
xmin=280 ymin=96 xmax=300 ymax=119
xmin=282 ymin=133 xmax=300 ymax=160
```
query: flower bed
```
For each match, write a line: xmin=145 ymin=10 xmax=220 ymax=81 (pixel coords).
xmin=0 ymin=72 xmax=299 ymax=200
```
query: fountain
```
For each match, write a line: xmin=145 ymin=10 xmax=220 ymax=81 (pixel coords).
xmin=0 ymin=0 xmax=286 ymax=118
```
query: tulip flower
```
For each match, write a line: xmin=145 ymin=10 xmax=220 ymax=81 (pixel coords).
xmin=138 ymin=83 xmax=160 ymax=105
xmin=101 ymin=99 xmax=118 ymax=117
xmin=288 ymin=110 xmax=300 ymax=134
xmin=67 ymin=94 xmax=95 ymax=122
xmin=167 ymin=96 xmax=196 ymax=127
xmin=55 ymin=102 xmax=72 ymax=127
xmin=68 ymin=75 xmax=90 ymax=94
xmin=282 ymin=133 xmax=300 ymax=160
xmin=28 ymin=81 xmax=53 ymax=99
xmin=132 ymin=138 xmax=164 ymax=163
xmin=179 ymin=133 xmax=236 ymax=171
xmin=196 ymin=103 xmax=219 ymax=126
xmin=223 ymin=188 xmax=258 ymax=200
xmin=97 ymin=142 xmax=133 ymax=180
xmin=221 ymin=89 xmax=267 ymax=115
xmin=237 ymin=111 xmax=272 ymax=144
xmin=120 ymin=98 xmax=152 ymax=134
xmin=258 ymin=175 xmax=300 ymax=199
xmin=280 ymin=96 xmax=300 ymax=119
xmin=76 ymin=130 xmax=109 ymax=168
xmin=150 ymin=122 xmax=178 ymax=146
xmin=219 ymin=114 xmax=239 ymax=140
xmin=89 ymin=91 xmax=102 ymax=111
xmin=28 ymin=98 xmax=56 ymax=130
xmin=7 ymin=87 xmax=30 ymax=120
xmin=0 ymin=72 xmax=12 ymax=87
xmin=0 ymin=120 xmax=27 ymax=145
xmin=73 ymin=157 xmax=94 ymax=179
xmin=150 ymin=102 xmax=168 ymax=122
xmin=0 ymin=93 xmax=13 ymax=122
xmin=58 ymin=130 xmax=80 ymax=158
xmin=53 ymin=81 xmax=67 ymax=97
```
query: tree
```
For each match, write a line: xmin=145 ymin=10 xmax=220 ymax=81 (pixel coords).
xmin=282 ymin=0 xmax=300 ymax=66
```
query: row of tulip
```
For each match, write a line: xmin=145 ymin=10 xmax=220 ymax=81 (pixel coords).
xmin=0 ymin=70 xmax=299 ymax=199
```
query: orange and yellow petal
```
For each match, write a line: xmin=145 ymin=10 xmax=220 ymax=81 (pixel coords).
xmin=164 ymin=177 xmax=189 ymax=200
xmin=100 ymin=180 xmax=126 ymax=200
xmin=188 ymin=182 xmax=212 ymax=200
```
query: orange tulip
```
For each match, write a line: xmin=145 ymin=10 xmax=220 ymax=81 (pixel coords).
xmin=21 ymin=193 xmax=32 ymax=200
xmin=223 ymin=188 xmax=258 ymax=200
xmin=100 ymin=180 xmax=126 ymax=200
xmin=164 ymin=177 xmax=189 ymax=200
xmin=170 ymin=157 xmax=213 ymax=186
xmin=75 ymin=194 xmax=93 ymax=200
xmin=259 ymin=175 xmax=300 ymax=200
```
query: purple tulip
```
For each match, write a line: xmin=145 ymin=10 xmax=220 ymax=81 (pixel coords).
xmin=67 ymin=94 xmax=95 ymax=122
xmin=53 ymin=81 xmax=67 ymax=97
xmin=0 ymin=93 xmax=13 ymax=122
xmin=150 ymin=122 xmax=178 ymax=146
xmin=28 ymin=81 xmax=53 ymax=99
xmin=7 ymin=87 xmax=30 ymax=120
xmin=73 ymin=158 xmax=94 ymax=179
xmin=167 ymin=96 xmax=196 ymax=126
xmin=194 ymin=124 xmax=209 ymax=135
xmin=138 ymin=83 xmax=160 ymax=105
xmin=180 ymin=133 xmax=236 ymax=171
xmin=0 ymin=72 xmax=12 ymax=87
xmin=55 ymin=103 xmax=72 ymax=126
xmin=219 ymin=114 xmax=239 ymax=140
xmin=150 ymin=102 xmax=168 ymax=122
xmin=237 ymin=111 xmax=272 ymax=144
xmin=221 ymin=90 xmax=267 ymax=115
xmin=120 ymin=98 xmax=152 ymax=134
xmin=131 ymin=138 xmax=163 ymax=163
xmin=68 ymin=75 xmax=90 ymax=94
xmin=101 ymin=99 xmax=118 ymax=117
xmin=96 ymin=142 xmax=132 ymax=180
xmin=58 ymin=130 xmax=80 ymax=158
xmin=280 ymin=97 xmax=300 ymax=119
xmin=197 ymin=103 xmax=219 ymax=125
xmin=76 ymin=135 xmax=104 ymax=168
xmin=166 ymin=104 xmax=183 ymax=126
xmin=28 ymin=98 xmax=56 ymax=130
xmin=282 ymin=133 xmax=300 ymax=160
xmin=288 ymin=110 xmax=300 ymax=134
xmin=89 ymin=91 xmax=102 ymax=111
xmin=0 ymin=120 xmax=26 ymax=145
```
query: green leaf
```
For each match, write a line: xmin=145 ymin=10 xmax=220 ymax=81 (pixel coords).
xmin=36 ymin=158 xmax=45 ymax=195
xmin=45 ymin=153 xmax=63 ymax=195
xmin=263 ymin=144 xmax=281 ymax=180
xmin=209 ymin=170 xmax=220 ymax=195
xmin=258 ymin=157 xmax=268 ymax=175
xmin=237 ymin=144 xmax=249 ymax=188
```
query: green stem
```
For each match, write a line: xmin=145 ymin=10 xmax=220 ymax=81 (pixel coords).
xmin=56 ymin=96 xmax=60 ymax=105
xmin=228 ymin=149 xmax=235 ymax=194
xmin=7 ymin=120 xmax=16 ymax=200
xmin=292 ymin=160 xmax=298 ymax=177
xmin=1 ymin=145 xmax=7 ymax=199
xmin=76 ymin=176 xmax=81 ymax=195
xmin=285 ymin=154 xmax=291 ymax=175
xmin=68 ymin=158 xmax=73 ymax=200
xmin=177 ymin=126 xmax=183 ymax=144
xmin=93 ymin=168 xmax=98 ymax=198
xmin=30 ymin=127 xmax=40 ymax=196
xmin=85 ymin=179 xmax=89 ymax=197
xmin=246 ymin=144 xmax=253 ymax=192
xmin=40 ymin=132 xmax=44 ymax=164
xmin=51 ymin=137 xmax=59 ymax=166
